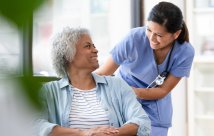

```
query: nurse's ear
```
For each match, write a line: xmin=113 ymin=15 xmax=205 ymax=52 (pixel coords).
xmin=173 ymin=30 xmax=182 ymax=40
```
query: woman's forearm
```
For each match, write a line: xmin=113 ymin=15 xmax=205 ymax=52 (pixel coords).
xmin=49 ymin=125 xmax=85 ymax=136
xmin=116 ymin=123 xmax=139 ymax=136
xmin=49 ymin=125 xmax=120 ymax=136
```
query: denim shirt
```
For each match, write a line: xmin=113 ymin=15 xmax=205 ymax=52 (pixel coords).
xmin=36 ymin=73 xmax=151 ymax=136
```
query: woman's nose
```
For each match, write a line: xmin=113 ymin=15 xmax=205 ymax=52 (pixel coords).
xmin=93 ymin=46 xmax=98 ymax=53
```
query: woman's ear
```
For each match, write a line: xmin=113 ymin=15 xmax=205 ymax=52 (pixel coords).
xmin=173 ymin=30 xmax=182 ymax=40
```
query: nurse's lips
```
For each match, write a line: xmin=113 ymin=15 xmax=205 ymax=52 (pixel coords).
xmin=151 ymin=42 xmax=158 ymax=45
xmin=151 ymin=42 xmax=159 ymax=47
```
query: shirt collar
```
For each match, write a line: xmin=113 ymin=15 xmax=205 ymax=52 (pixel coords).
xmin=58 ymin=72 xmax=108 ymax=89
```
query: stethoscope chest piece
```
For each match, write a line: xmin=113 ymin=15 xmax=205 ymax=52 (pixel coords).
xmin=146 ymin=73 xmax=167 ymax=88
xmin=155 ymin=75 xmax=166 ymax=86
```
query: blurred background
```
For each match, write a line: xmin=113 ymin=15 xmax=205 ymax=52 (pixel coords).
xmin=0 ymin=0 xmax=214 ymax=136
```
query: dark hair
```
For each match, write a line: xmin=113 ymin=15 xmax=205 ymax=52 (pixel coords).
xmin=147 ymin=1 xmax=189 ymax=44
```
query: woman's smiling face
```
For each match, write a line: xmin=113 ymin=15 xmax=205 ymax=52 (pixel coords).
xmin=71 ymin=34 xmax=99 ymax=72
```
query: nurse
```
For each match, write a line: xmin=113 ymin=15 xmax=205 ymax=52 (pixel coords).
xmin=96 ymin=2 xmax=195 ymax=136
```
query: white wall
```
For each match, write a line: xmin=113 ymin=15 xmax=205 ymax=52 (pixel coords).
xmin=144 ymin=0 xmax=185 ymax=20
xmin=170 ymin=78 xmax=187 ymax=136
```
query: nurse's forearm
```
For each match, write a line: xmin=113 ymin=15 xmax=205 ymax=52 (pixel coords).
xmin=133 ymin=75 xmax=181 ymax=100
xmin=95 ymin=56 xmax=119 ymax=76
xmin=133 ymin=87 xmax=168 ymax=100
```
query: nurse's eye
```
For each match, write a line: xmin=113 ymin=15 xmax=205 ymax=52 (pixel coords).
xmin=146 ymin=28 xmax=152 ymax=33
xmin=156 ymin=34 xmax=163 ymax=37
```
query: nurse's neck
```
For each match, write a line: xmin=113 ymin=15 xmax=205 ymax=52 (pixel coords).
xmin=153 ymin=44 xmax=173 ymax=65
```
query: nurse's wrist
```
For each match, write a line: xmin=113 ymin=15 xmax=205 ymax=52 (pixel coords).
xmin=132 ymin=87 xmax=141 ymax=98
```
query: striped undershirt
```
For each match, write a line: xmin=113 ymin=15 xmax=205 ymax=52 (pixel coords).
xmin=69 ymin=87 xmax=109 ymax=129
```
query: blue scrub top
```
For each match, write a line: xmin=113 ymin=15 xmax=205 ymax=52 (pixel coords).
xmin=111 ymin=26 xmax=195 ymax=127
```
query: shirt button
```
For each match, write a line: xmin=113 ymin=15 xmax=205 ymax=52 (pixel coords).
xmin=110 ymin=123 xmax=114 ymax=126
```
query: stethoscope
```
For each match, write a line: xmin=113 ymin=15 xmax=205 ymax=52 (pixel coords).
xmin=146 ymin=44 xmax=174 ymax=88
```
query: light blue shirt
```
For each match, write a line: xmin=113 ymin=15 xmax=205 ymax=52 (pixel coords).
xmin=35 ymin=73 xmax=151 ymax=136
xmin=111 ymin=26 xmax=195 ymax=127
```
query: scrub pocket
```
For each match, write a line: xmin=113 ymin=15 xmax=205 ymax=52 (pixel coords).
xmin=138 ymin=99 xmax=160 ymax=124
xmin=139 ymin=95 xmax=172 ymax=127
xmin=156 ymin=94 xmax=172 ymax=125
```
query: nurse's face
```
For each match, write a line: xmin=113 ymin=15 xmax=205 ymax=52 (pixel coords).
xmin=146 ymin=21 xmax=180 ymax=50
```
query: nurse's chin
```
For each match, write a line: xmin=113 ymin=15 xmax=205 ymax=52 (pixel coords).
xmin=150 ymin=44 xmax=160 ymax=50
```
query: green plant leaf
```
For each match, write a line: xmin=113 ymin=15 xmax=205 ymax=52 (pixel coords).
xmin=0 ymin=0 xmax=45 ymax=28
xmin=17 ymin=76 xmax=43 ymax=110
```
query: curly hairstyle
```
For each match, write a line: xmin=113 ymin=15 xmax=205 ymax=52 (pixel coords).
xmin=51 ymin=27 xmax=90 ymax=77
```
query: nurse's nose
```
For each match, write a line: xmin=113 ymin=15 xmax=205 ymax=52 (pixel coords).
xmin=149 ymin=32 xmax=157 ymax=42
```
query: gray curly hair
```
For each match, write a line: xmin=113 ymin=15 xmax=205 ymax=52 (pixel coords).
xmin=51 ymin=27 xmax=90 ymax=77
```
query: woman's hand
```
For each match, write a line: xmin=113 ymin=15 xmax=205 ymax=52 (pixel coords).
xmin=83 ymin=126 xmax=119 ymax=136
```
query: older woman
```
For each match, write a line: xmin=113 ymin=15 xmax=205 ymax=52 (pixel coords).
xmin=36 ymin=27 xmax=151 ymax=136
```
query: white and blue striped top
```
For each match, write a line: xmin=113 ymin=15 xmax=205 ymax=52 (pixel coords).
xmin=69 ymin=87 xmax=109 ymax=129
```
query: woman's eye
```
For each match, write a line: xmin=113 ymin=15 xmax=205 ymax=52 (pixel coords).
xmin=85 ymin=44 xmax=91 ymax=48
xmin=84 ymin=43 xmax=95 ymax=49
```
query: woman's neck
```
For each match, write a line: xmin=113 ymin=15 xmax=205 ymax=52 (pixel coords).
xmin=67 ymin=70 xmax=96 ymax=90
